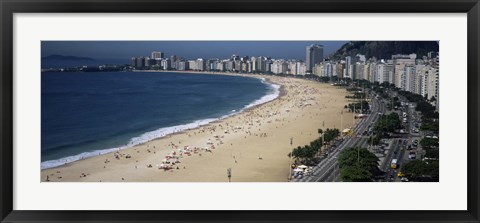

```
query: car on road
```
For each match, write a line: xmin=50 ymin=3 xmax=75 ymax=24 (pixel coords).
xmin=401 ymin=177 xmax=409 ymax=182
xmin=408 ymin=151 xmax=416 ymax=159
xmin=389 ymin=175 xmax=395 ymax=181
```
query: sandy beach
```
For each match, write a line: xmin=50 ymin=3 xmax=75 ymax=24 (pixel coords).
xmin=41 ymin=74 xmax=354 ymax=182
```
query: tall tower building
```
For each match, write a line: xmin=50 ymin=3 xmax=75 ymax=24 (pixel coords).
xmin=170 ymin=55 xmax=177 ymax=69
xmin=151 ymin=51 xmax=164 ymax=59
xmin=306 ymin=44 xmax=324 ymax=73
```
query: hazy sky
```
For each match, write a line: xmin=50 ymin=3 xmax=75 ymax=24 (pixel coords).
xmin=41 ymin=41 xmax=347 ymax=61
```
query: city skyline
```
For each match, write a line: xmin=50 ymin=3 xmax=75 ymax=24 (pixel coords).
xmin=41 ymin=41 xmax=347 ymax=61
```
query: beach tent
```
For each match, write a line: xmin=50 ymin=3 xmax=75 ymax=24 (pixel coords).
xmin=293 ymin=168 xmax=304 ymax=173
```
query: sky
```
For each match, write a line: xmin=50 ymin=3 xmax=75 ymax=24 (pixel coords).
xmin=41 ymin=41 xmax=347 ymax=62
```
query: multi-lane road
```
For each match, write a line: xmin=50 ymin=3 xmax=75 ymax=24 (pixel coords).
xmin=294 ymin=94 xmax=387 ymax=182
xmin=293 ymin=89 xmax=426 ymax=182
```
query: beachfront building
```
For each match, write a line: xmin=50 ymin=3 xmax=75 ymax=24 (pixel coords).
xmin=170 ymin=55 xmax=178 ymax=70
xmin=306 ymin=44 xmax=324 ymax=73
xmin=250 ymin=56 xmax=267 ymax=73
xmin=234 ymin=60 xmax=242 ymax=72
xmin=348 ymin=53 xmax=438 ymax=110
xmin=131 ymin=57 xmax=138 ymax=67
xmin=378 ymin=62 xmax=388 ymax=84
xmin=425 ymin=66 xmax=439 ymax=102
xmin=127 ymin=47 xmax=439 ymax=110
xmin=344 ymin=55 xmax=364 ymax=79
xmin=287 ymin=60 xmax=305 ymax=75
xmin=241 ymin=62 xmax=249 ymax=73
xmin=313 ymin=62 xmax=333 ymax=77
xmin=335 ymin=63 xmax=345 ymax=78
xmin=196 ymin=58 xmax=205 ymax=71
xmin=135 ymin=57 xmax=145 ymax=69
xmin=345 ymin=56 xmax=353 ymax=79
xmin=225 ymin=60 xmax=234 ymax=71
xmin=176 ymin=61 xmax=187 ymax=71
xmin=393 ymin=53 xmax=416 ymax=65
xmin=354 ymin=62 xmax=365 ymax=80
xmin=369 ymin=62 xmax=377 ymax=82
xmin=187 ymin=60 xmax=196 ymax=70
xmin=151 ymin=51 xmax=164 ymax=59
xmin=271 ymin=59 xmax=288 ymax=74
xmin=362 ymin=63 xmax=370 ymax=80
xmin=161 ymin=58 xmax=171 ymax=70
xmin=428 ymin=51 xmax=438 ymax=59
xmin=219 ymin=60 xmax=227 ymax=72
xmin=296 ymin=61 xmax=307 ymax=75
xmin=313 ymin=63 xmax=323 ymax=76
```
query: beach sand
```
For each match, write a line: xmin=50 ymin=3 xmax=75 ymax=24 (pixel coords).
xmin=41 ymin=74 xmax=354 ymax=182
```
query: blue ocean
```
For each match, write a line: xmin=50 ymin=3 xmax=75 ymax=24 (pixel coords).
xmin=41 ymin=71 xmax=279 ymax=169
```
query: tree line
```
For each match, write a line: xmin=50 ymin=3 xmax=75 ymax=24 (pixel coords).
xmin=288 ymin=128 xmax=340 ymax=164
xmin=338 ymin=147 xmax=380 ymax=182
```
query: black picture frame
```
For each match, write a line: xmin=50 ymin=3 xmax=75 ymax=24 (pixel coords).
xmin=1 ymin=0 xmax=479 ymax=222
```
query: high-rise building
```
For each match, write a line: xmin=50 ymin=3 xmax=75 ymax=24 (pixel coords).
xmin=363 ymin=63 xmax=370 ymax=80
xmin=161 ymin=59 xmax=171 ymax=70
xmin=271 ymin=60 xmax=288 ymax=74
xmin=427 ymin=51 xmax=438 ymax=59
xmin=217 ymin=61 xmax=226 ymax=72
xmin=151 ymin=51 xmax=164 ymax=59
xmin=234 ymin=60 xmax=242 ymax=72
xmin=345 ymin=56 xmax=359 ymax=79
xmin=335 ymin=63 xmax=345 ymax=78
xmin=255 ymin=57 xmax=266 ymax=72
xmin=135 ymin=57 xmax=145 ymax=68
xmin=131 ymin=57 xmax=137 ymax=67
xmin=313 ymin=63 xmax=323 ymax=76
xmin=226 ymin=61 xmax=234 ymax=71
xmin=144 ymin=57 xmax=151 ymax=67
xmin=231 ymin=54 xmax=240 ymax=61
xmin=177 ymin=61 xmax=187 ymax=71
xmin=306 ymin=44 xmax=324 ymax=73
xmin=354 ymin=62 xmax=364 ymax=80
xmin=196 ymin=58 xmax=205 ymax=71
xmin=170 ymin=55 xmax=178 ymax=69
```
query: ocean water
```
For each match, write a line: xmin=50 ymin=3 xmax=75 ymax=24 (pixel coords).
xmin=41 ymin=71 xmax=279 ymax=169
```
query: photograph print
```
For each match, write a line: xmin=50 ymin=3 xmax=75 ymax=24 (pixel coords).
xmin=41 ymin=41 xmax=439 ymax=183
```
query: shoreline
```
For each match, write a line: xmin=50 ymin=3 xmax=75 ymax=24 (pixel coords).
xmin=41 ymin=72 xmax=282 ymax=170
xmin=41 ymin=74 xmax=354 ymax=182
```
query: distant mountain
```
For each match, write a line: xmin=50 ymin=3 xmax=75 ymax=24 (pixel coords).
xmin=42 ymin=55 xmax=95 ymax=61
xmin=329 ymin=41 xmax=439 ymax=61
